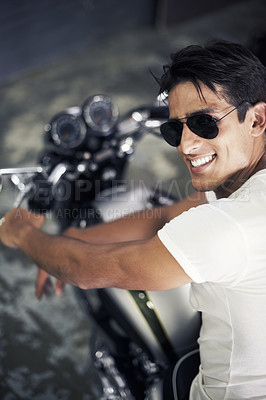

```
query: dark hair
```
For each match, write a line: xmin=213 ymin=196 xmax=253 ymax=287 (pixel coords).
xmin=157 ymin=39 xmax=266 ymax=122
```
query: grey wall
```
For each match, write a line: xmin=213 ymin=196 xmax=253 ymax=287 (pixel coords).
xmin=0 ymin=0 xmax=156 ymax=81
xmin=0 ymin=0 xmax=255 ymax=82
xmin=155 ymin=0 xmax=246 ymax=27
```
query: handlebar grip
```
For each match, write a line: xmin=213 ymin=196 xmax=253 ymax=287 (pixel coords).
xmin=27 ymin=175 xmax=54 ymax=214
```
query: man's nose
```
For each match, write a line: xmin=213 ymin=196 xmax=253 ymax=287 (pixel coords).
xmin=178 ymin=124 xmax=202 ymax=154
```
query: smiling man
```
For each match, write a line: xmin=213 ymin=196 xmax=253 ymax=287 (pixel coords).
xmin=163 ymin=82 xmax=264 ymax=197
xmin=0 ymin=40 xmax=266 ymax=399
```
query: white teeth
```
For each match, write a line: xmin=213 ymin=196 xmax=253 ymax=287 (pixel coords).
xmin=191 ymin=155 xmax=214 ymax=167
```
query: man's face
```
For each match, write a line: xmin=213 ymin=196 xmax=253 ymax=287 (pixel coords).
xmin=168 ymin=81 xmax=257 ymax=196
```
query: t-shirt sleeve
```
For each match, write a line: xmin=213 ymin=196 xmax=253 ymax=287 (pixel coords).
xmin=157 ymin=204 xmax=249 ymax=285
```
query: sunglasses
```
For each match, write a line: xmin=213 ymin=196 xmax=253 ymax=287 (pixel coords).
xmin=160 ymin=103 xmax=244 ymax=147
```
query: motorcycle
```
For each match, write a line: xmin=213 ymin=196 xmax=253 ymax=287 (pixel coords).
xmin=0 ymin=94 xmax=201 ymax=400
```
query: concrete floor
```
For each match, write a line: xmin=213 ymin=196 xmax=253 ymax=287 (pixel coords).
xmin=0 ymin=1 xmax=265 ymax=399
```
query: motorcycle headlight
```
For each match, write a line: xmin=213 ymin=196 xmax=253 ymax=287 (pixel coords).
xmin=82 ymin=95 xmax=119 ymax=136
xmin=47 ymin=107 xmax=87 ymax=150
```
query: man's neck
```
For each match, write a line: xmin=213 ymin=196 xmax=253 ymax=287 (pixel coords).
xmin=214 ymin=152 xmax=266 ymax=199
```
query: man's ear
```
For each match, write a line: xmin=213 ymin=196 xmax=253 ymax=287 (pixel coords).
xmin=250 ymin=102 xmax=266 ymax=137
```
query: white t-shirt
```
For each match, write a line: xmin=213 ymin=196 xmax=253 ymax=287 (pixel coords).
xmin=157 ymin=170 xmax=266 ymax=400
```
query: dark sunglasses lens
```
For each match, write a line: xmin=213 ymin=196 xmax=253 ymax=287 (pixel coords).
xmin=187 ymin=114 xmax=218 ymax=139
xmin=160 ymin=120 xmax=183 ymax=147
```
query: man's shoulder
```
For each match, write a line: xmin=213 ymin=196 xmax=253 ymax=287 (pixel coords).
xmin=207 ymin=169 xmax=266 ymax=205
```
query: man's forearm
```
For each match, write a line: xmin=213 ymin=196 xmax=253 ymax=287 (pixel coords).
xmin=64 ymin=191 xmax=207 ymax=244
xmin=0 ymin=207 xmax=193 ymax=292
xmin=64 ymin=206 xmax=168 ymax=243
xmin=18 ymin=224 xmax=118 ymax=289
xmin=0 ymin=190 xmax=206 ymax=291
xmin=18 ymin=224 xmax=163 ymax=291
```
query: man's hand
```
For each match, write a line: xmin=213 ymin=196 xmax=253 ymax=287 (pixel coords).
xmin=34 ymin=225 xmax=77 ymax=300
xmin=0 ymin=209 xmax=65 ymax=300
xmin=0 ymin=208 xmax=45 ymax=248
xmin=35 ymin=268 xmax=65 ymax=300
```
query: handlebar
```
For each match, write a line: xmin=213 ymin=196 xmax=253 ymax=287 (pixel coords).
xmin=0 ymin=97 xmax=169 ymax=213
xmin=0 ymin=166 xmax=43 ymax=176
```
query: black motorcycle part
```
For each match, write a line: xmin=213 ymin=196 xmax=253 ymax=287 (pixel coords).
xmin=148 ymin=106 xmax=169 ymax=120
xmin=45 ymin=107 xmax=87 ymax=151
xmin=74 ymin=287 xmax=163 ymax=399
xmin=27 ymin=173 xmax=54 ymax=213
xmin=163 ymin=349 xmax=200 ymax=400
xmin=129 ymin=291 xmax=177 ymax=363
xmin=82 ymin=94 xmax=119 ymax=137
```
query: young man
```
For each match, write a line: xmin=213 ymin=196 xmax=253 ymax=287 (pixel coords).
xmin=0 ymin=40 xmax=266 ymax=399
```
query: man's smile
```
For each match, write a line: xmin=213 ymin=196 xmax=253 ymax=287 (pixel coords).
xmin=189 ymin=154 xmax=216 ymax=169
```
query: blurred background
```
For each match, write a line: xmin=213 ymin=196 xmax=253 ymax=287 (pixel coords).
xmin=0 ymin=0 xmax=265 ymax=399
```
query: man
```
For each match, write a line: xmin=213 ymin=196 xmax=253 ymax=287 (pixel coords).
xmin=0 ymin=40 xmax=266 ymax=399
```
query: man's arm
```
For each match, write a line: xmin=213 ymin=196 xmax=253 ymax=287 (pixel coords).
xmin=0 ymin=208 xmax=192 ymax=291
xmin=59 ymin=190 xmax=205 ymax=295
xmin=63 ymin=191 xmax=207 ymax=243
xmin=36 ymin=190 xmax=205 ymax=298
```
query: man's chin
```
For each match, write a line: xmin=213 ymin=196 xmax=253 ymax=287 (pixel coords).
xmin=192 ymin=180 xmax=218 ymax=193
